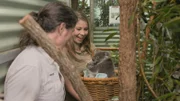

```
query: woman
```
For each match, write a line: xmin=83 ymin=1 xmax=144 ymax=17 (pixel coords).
xmin=66 ymin=11 xmax=95 ymax=73
xmin=4 ymin=2 xmax=80 ymax=101
xmin=65 ymin=11 xmax=95 ymax=101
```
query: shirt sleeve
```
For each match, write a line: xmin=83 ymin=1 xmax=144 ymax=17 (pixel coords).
xmin=4 ymin=65 xmax=41 ymax=101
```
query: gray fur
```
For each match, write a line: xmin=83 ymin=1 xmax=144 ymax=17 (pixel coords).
xmin=86 ymin=51 xmax=115 ymax=77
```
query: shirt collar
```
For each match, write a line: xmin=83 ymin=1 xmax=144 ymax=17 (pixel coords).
xmin=36 ymin=46 xmax=55 ymax=64
xmin=35 ymin=46 xmax=61 ymax=73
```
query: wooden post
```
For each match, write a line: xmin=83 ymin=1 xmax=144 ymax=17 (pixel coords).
xmin=19 ymin=14 xmax=93 ymax=101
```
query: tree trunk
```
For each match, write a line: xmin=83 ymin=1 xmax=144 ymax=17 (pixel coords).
xmin=19 ymin=15 xmax=93 ymax=101
xmin=71 ymin=0 xmax=79 ymax=10
xmin=118 ymin=0 xmax=138 ymax=101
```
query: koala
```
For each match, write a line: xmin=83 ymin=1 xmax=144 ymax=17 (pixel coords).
xmin=86 ymin=50 xmax=115 ymax=77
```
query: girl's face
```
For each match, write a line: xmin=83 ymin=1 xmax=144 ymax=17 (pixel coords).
xmin=72 ymin=19 xmax=88 ymax=45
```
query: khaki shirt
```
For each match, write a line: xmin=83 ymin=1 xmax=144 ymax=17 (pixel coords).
xmin=4 ymin=46 xmax=65 ymax=101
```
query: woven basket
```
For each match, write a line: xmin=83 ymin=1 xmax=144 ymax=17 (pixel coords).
xmin=81 ymin=77 xmax=119 ymax=101
xmin=81 ymin=47 xmax=119 ymax=101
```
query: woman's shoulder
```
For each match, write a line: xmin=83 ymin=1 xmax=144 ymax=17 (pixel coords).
xmin=19 ymin=46 xmax=41 ymax=58
xmin=13 ymin=46 xmax=43 ymax=66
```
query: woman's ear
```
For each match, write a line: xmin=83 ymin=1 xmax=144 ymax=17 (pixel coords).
xmin=57 ymin=22 xmax=66 ymax=35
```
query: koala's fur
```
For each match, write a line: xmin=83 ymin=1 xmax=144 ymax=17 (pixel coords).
xmin=86 ymin=50 xmax=115 ymax=77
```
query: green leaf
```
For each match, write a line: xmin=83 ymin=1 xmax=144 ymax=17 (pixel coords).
xmin=103 ymin=28 xmax=118 ymax=32
xmin=152 ymin=0 xmax=167 ymax=3
xmin=156 ymin=92 xmax=176 ymax=100
xmin=165 ymin=17 xmax=180 ymax=32
xmin=105 ymin=32 xmax=118 ymax=41
xmin=166 ymin=76 xmax=174 ymax=91
xmin=165 ymin=27 xmax=172 ymax=39
xmin=153 ymin=56 xmax=162 ymax=66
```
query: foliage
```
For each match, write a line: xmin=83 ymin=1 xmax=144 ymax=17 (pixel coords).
xmin=140 ymin=0 xmax=180 ymax=100
xmin=78 ymin=0 xmax=90 ymax=17
xmin=105 ymin=0 xmax=180 ymax=100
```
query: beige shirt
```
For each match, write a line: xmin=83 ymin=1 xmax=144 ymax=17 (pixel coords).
xmin=4 ymin=46 xmax=65 ymax=101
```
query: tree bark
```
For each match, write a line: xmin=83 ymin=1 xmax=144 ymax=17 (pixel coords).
xmin=71 ymin=0 xmax=79 ymax=10
xmin=118 ymin=0 xmax=138 ymax=101
xmin=19 ymin=15 xmax=93 ymax=101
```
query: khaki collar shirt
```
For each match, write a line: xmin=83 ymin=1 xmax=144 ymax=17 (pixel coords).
xmin=4 ymin=46 xmax=65 ymax=101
